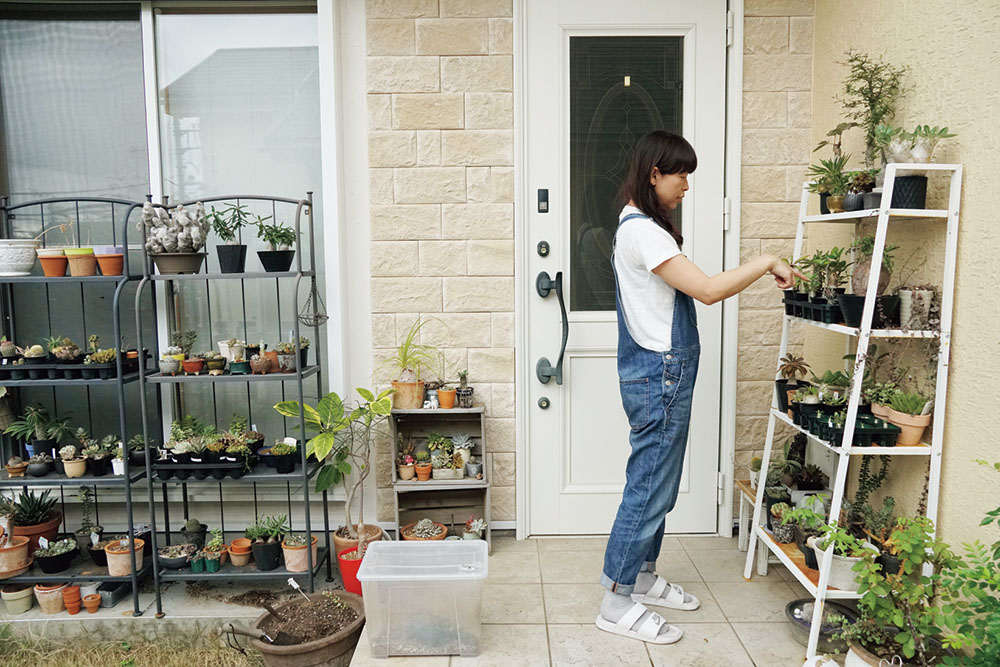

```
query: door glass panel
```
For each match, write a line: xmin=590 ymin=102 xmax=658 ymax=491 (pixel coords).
xmin=569 ymin=36 xmax=683 ymax=312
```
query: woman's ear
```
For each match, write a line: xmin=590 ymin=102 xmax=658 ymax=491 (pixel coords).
xmin=649 ymin=166 xmax=660 ymax=186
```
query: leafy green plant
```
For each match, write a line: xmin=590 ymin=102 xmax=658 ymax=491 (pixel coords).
xmin=264 ymin=515 xmax=290 ymax=543
xmin=256 ymin=216 xmax=296 ymax=250
xmin=807 ymin=154 xmax=851 ymax=195
xmin=0 ymin=489 xmax=59 ymax=526
xmin=777 ymin=353 xmax=810 ymax=382
xmin=270 ymin=441 xmax=296 ymax=456
xmin=205 ymin=528 xmax=224 ymax=551
xmin=836 ymin=50 xmax=908 ymax=168
xmin=847 ymin=168 xmax=880 ymax=194
xmin=889 ymin=391 xmax=928 ymax=416
xmin=4 ymin=405 xmax=74 ymax=444
xmin=209 ymin=203 xmax=251 ymax=243
xmin=170 ymin=331 xmax=197 ymax=358
xmin=426 ymin=432 xmax=452 ymax=455
xmin=377 ymin=317 xmax=438 ymax=382
xmin=273 ymin=387 xmax=392 ymax=555
xmin=851 ymin=235 xmax=899 ymax=272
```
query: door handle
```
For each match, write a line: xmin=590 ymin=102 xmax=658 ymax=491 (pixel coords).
xmin=536 ymin=271 xmax=567 ymax=385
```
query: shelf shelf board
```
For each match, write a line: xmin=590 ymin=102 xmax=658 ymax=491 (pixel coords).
xmin=1 ymin=555 xmax=153 ymax=584
xmin=157 ymin=547 xmax=329 ymax=581
xmin=152 ymin=464 xmax=322 ymax=485
xmin=772 ymin=409 xmax=931 ymax=455
xmin=801 ymin=208 xmax=949 ymax=223
xmin=0 ymin=274 xmax=140 ymax=285
xmin=145 ymin=365 xmax=319 ymax=383
xmin=753 ymin=526 xmax=861 ymax=600
xmin=1 ymin=469 xmax=147 ymax=486
xmin=147 ymin=270 xmax=313 ymax=281
xmin=0 ymin=370 xmax=148 ymax=387
xmin=784 ymin=315 xmax=939 ymax=339
xmin=391 ymin=405 xmax=485 ymax=416
xmin=394 ymin=479 xmax=489 ymax=492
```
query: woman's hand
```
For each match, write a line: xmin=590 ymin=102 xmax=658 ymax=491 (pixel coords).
xmin=769 ymin=259 xmax=806 ymax=290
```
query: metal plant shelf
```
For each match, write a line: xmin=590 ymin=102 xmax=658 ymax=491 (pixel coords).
xmin=394 ymin=479 xmax=489 ymax=491
xmin=152 ymin=464 xmax=322 ymax=485
xmin=0 ymin=370 xmax=147 ymax=387
xmin=2 ymin=557 xmax=154 ymax=585
xmin=1 ymin=469 xmax=147 ymax=486
xmin=145 ymin=365 xmax=319 ymax=384
xmin=147 ymin=270 xmax=314 ymax=281
xmin=157 ymin=547 xmax=329 ymax=582
xmin=0 ymin=274 xmax=140 ymax=284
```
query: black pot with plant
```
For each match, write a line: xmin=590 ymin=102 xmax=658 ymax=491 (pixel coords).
xmin=209 ymin=203 xmax=250 ymax=273
xmin=775 ymin=353 xmax=811 ymax=413
xmin=33 ymin=537 xmax=79 ymax=574
xmin=247 ymin=514 xmax=289 ymax=572
xmin=270 ymin=441 xmax=298 ymax=475
xmin=180 ymin=518 xmax=208 ymax=549
xmin=255 ymin=214 xmax=297 ymax=272
xmin=838 ymin=235 xmax=899 ymax=327
xmin=4 ymin=404 xmax=74 ymax=459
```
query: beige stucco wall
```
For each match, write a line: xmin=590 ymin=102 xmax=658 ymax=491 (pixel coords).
xmin=809 ymin=0 xmax=1000 ymax=547
xmin=735 ymin=0 xmax=813 ymax=505
xmin=364 ymin=0 xmax=516 ymax=523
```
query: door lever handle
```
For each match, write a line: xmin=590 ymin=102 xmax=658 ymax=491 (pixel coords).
xmin=535 ymin=271 xmax=567 ymax=385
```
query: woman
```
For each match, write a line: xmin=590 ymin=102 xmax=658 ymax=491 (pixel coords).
xmin=596 ymin=131 xmax=801 ymax=644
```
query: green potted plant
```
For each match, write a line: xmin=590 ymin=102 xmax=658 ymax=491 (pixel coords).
xmin=415 ymin=449 xmax=432 ymax=481
xmin=141 ymin=201 xmax=210 ymax=274
xmin=455 ymin=369 xmax=474 ymax=408
xmin=74 ymin=487 xmax=103 ymax=556
xmin=4 ymin=405 xmax=74 ymax=459
xmin=255 ymin=215 xmax=297 ymax=272
xmin=26 ymin=453 xmax=52 ymax=478
xmin=776 ymin=353 xmax=811 ymax=413
xmin=274 ymin=387 xmax=392 ymax=591
xmin=378 ymin=317 xmax=437 ymax=410
xmin=838 ymin=235 xmax=900 ymax=327
xmin=465 ymin=455 xmax=483 ymax=479
xmin=246 ymin=514 xmax=289 ymax=572
xmin=396 ymin=438 xmax=415 ymax=481
xmin=885 ymin=391 xmax=931 ymax=445
xmin=463 ymin=517 xmax=487 ymax=540
xmin=33 ymin=537 xmax=77 ymax=574
xmin=836 ymin=50 xmax=908 ymax=170
xmin=450 ymin=433 xmax=474 ymax=467
xmin=181 ymin=517 xmax=208 ymax=549
xmin=270 ymin=439 xmax=298 ymax=474
xmin=274 ymin=341 xmax=298 ymax=373
xmin=209 ymin=203 xmax=250 ymax=273
xmin=0 ymin=489 xmax=62 ymax=551
xmin=807 ymin=153 xmax=851 ymax=213
xmin=845 ymin=168 xmax=880 ymax=211
xmin=157 ymin=543 xmax=197 ymax=570
xmin=769 ymin=503 xmax=795 ymax=544
xmin=281 ymin=532 xmax=318 ymax=573
xmin=204 ymin=527 xmax=229 ymax=565
xmin=874 ymin=124 xmax=956 ymax=208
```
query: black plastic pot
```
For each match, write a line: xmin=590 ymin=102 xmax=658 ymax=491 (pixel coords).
xmin=35 ymin=547 xmax=79 ymax=574
xmin=819 ymin=193 xmax=830 ymax=215
xmin=843 ymin=192 xmax=864 ymax=211
xmin=216 ymin=244 xmax=247 ymax=273
xmin=863 ymin=191 xmax=881 ymax=210
xmin=26 ymin=439 xmax=54 ymax=458
xmin=27 ymin=462 xmax=50 ymax=477
xmin=258 ymin=250 xmax=295 ymax=272
xmin=876 ymin=552 xmax=902 ymax=576
xmin=877 ymin=295 xmax=900 ymax=327
xmin=129 ymin=450 xmax=146 ymax=468
xmin=775 ymin=380 xmax=805 ymax=413
xmin=88 ymin=457 xmax=110 ymax=477
xmin=891 ymin=175 xmax=928 ymax=209
xmin=252 ymin=541 xmax=283 ymax=571
xmin=181 ymin=523 xmax=208 ymax=549
xmin=274 ymin=453 xmax=297 ymax=474
xmin=795 ymin=527 xmax=819 ymax=569
xmin=837 ymin=294 xmax=866 ymax=327
xmin=299 ymin=347 xmax=308 ymax=368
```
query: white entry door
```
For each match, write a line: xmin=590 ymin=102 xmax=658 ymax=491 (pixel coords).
xmin=524 ymin=0 xmax=727 ymax=534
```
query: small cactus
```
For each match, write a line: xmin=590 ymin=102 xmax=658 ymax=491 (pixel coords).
xmin=412 ymin=518 xmax=443 ymax=538
xmin=184 ymin=517 xmax=202 ymax=532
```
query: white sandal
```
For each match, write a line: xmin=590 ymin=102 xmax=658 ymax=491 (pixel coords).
xmin=595 ymin=601 xmax=683 ymax=644
xmin=630 ymin=577 xmax=700 ymax=611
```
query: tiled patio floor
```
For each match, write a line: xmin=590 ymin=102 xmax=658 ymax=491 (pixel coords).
xmin=350 ymin=534 xmax=828 ymax=667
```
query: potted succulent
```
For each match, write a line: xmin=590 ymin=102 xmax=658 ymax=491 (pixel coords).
xmin=26 ymin=453 xmax=52 ymax=478
xmin=769 ymin=503 xmax=796 ymax=544
xmin=203 ymin=350 xmax=226 ymax=374
xmin=749 ymin=456 xmax=762 ymax=488
xmin=885 ymin=391 xmax=931 ymax=445
xmin=157 ymin=543 xmax=196 ymax=570
xmin=217 ymin=337 xmax=246 ymax=362
xmin=274 ymin=341 xmax=297 ymax=372
xmin=465 ymin=455 xmax=483 ymax=479
xmin=141 ymin=201 xmax=210 ymax=274
xmin=270 ymin=439 xmax=298 ymax=474
xmin=5 ymin=456 xmax=27 ymax=478
xmin=843 ymin=168 xmax=879 ymax=211
xmin=209 ymin=203 xmax=250 ymax=273
xmin=282 ymin=533 xmax=319 ymax=573
xmin=463 ymin=517 xmax=487 ymax=540
xmin=73 ymin=487 xmax=103 ymax=555
xmin=451 ymin=433 xmax=475 ymax=467
xmin=182 ymin=354 xmax=205 ymax=375
xmin=105 ymin=536 xmax=144 ymax=576
xmin=255 ymin=215 xmax=297 ymax=272
xmin=4 ymin=404 xmax=74 ymax=458
xmin=379 ymin=317 xmax=436 ymax=410
xmin=274 ymin=388 xmax=391 ymax=578
xmin=0 ymin=489 xmax=62 ymax=551
xmin=807 ymin=154 xmax=850 ymax=213
xmin=81 ymin=436 xmax=112 ymax=477
xmin=246 ymin=514 xmax=290 ymax=572
xmin=159 ymin=348 xmax=181 ymax=375
xmin=203 ymin=549 xmax=222 ymax=573
xmin=204 ymin=528 xmax=229 ymax=565
xmin=455 ymin=369 xmax=474 ymax=408
xmin=397 ymin=438 xmax=416 ymax=480
xmin=874 ymin=124 xmax=956 ymax=208
xmin=180 ymin=517 xmax=208 ymax=549
xmin=795 ymin=463 xmax=829 ymax=492
xmin=401 ymin=518 xmax=447 ymax=541
xmin=249 ymin=353 xmax=272 ymax=375
xmin=228 ymin=355 xmax=251 ymax=375
xmin=33 ymin=537 xmax=78 ymax=574
xmin=776 ymin=353 xmax=811 ymax=413
xmin=414 ymin=450 xmax=432 ymax=481
xmin=297 ymin=336 xmax=310 ymax=367
xmin=50 ymin=336 xmax=82 ymax=364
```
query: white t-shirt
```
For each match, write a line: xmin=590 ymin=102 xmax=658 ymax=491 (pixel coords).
xmin=613 ymin=205 xmax=683 ymax=352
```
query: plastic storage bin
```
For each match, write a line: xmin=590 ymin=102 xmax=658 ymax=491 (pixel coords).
xmin=357 ymin=540 xmax=488 ymax=658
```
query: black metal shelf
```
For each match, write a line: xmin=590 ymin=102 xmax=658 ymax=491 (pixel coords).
xmin=156 ymin=547 xmax=329 ymax=582
xmin=151 ymin=464 xmax=321 ymax=485
xmin=2 ymin=554 xmax=153 ymax=584
xmin=0 ymin=274 xmax=140 ymax=285
xmin=147 ymin=270 xmax=313 ymax=281
xmin=0 ymin=370 xmax=148 ymax=387
xmin=145 ymin=365 xmax=319 ymax=384
xmin=1 ymin=469 xmax=147 ymax=486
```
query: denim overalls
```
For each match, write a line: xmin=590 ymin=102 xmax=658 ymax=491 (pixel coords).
xmin=600 ymin=212 xmax=701 ymax=595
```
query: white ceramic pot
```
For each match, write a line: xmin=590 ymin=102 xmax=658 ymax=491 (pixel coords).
xmin=0 ymin=240 xmax=40 ymax=276
xmin=112 ymin=459 xmax=125 ymax=475
xmin=809 ymin=537 xmax=878 ymax=592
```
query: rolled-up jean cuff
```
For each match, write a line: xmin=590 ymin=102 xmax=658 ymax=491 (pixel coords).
xmin=600 ymin=571 xmax=635 ymax=596
xmin=641 ymin=561 xmax=656 ymax=573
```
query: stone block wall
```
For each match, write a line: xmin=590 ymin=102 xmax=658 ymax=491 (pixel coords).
xmin=735 ymin=0 xmax=813 ymax=502
xmin=365 ymin=0 xmax=516 ymax=524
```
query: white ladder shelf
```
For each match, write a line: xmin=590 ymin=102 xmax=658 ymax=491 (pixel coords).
xmin=741 ymin=163 xmax=963 ymax=661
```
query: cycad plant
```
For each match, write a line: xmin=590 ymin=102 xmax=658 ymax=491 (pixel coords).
xmin=4 ymin=405 xmax=74 ymax=446
xmin=0 ymin=489 xmax=59 ymax=526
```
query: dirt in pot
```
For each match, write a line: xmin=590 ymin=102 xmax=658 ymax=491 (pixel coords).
xmin=260 ymin=592 xmax=359 ymax=644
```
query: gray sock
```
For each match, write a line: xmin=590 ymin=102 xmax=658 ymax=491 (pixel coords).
xmin=600 ymin=590 xmax=673 ymax=637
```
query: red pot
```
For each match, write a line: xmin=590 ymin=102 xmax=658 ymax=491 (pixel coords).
xmin=337 ymin=547 xmax=363 ymax=596
xmin=182 ymin=358 xmax=204 ymax=374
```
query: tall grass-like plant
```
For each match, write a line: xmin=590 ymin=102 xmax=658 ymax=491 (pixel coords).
xmin=807 ymin=154 xmax=851 ymax=196
xmin=889 ymin=391 xmax=928 ymax=416
xmin=379 ymin=317 xmax=438 ymax=382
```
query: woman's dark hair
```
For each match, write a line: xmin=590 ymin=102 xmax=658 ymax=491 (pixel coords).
xmin=620 ymin=130 xmax=697 ymax=247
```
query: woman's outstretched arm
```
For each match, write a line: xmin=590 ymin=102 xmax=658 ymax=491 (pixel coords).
xmin=652 ymin=254 xmax=802 ymax=305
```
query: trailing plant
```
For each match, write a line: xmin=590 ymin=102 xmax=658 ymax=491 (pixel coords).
xmin=836 ymin=50 xmax=908 ymax=168
xmin=844 ymin=456 xmax=891 ymax=528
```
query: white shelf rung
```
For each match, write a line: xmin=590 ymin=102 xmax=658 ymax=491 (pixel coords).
xmin=753 ymin=526 xmax=862 ymax=600
xmin=783 ymin=315 xmax=939 ymax=339
xmin=771 ymin=409 xmax=932 ymax=455
xmin=801 ymin=208 xmax=949 ymax=223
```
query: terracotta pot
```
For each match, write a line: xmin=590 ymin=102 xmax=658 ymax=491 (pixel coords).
xmin=204 ymin=545 xmax=229 ymax=565
xmin=105 ymin=538 xmax=144 ymax=576
xmin=34 ymin=583 xmax=67 ymax=614
xmin=82 ymin=593 xmax=101 ymax=613
xmin=248 ymin=592 xmax=365 ymax=667
xmin=62 ymin=585 xmax=81 ymax=603
xmin=415 ymin=462 xmax=432 ymax=481
xmin=263 ymin=349 xmax=280 ymax=370
xmin=401 ymin=521 xmax=448 ymax=541
xmin=12 ymin=511 xmax=62 ymax=552
xmin=63 ymin=458 xmax=87 ymax=478
xmin=437 ymin=388 xmax=457 ymax=409
xmin=182 ymin=358 xmax=204 ymax=375
xmin=0 ymin=536 xmax=30 ymax=573
xmin=230 ymin=550 xmax=252 ymax=567
xmin=230 ymin=538 xmax=252 ymax=554
xmin=66 ymin=602 xmax=82 ymax=615
xmin=66 ymin=254 xmax=98 ymax=277
xmin=281 ymin=535 xmax=319 ymax=573
xmin=96 ymin=253 xmax=124 ymax=276
xmin=885 ymin=408 xmax=931 ymax=445
xmin=332 ymin=524 xmax=381 ymax=580
xmin=870 ymin=403 xmax=891 ymax=419
xmin=398 ymin=464 xmax=415 ymax=481
xmin=39 ymin=255 xmax=68 ymax=277
xmin=391 ymin=380 xmax=425 ymax=409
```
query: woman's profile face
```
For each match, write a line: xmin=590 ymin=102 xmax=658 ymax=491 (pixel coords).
xmin=649 ymin=167 xmax=689 ymax=209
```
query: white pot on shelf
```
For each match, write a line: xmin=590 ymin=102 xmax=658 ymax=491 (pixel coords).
xmin=0 ymin=240 xmax=40 ymax=276
xmin=808 ymin=537 xmax=878 ymax=592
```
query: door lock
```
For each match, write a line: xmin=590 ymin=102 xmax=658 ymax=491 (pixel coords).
xmin=538 ymin=397 xmax=551 ymax=409
xmin=537 ymin=240 xmax=550 ymax=257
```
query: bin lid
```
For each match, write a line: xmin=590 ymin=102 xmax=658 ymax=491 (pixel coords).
xmin=357 ymin=540 xmax=488 ymax=582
